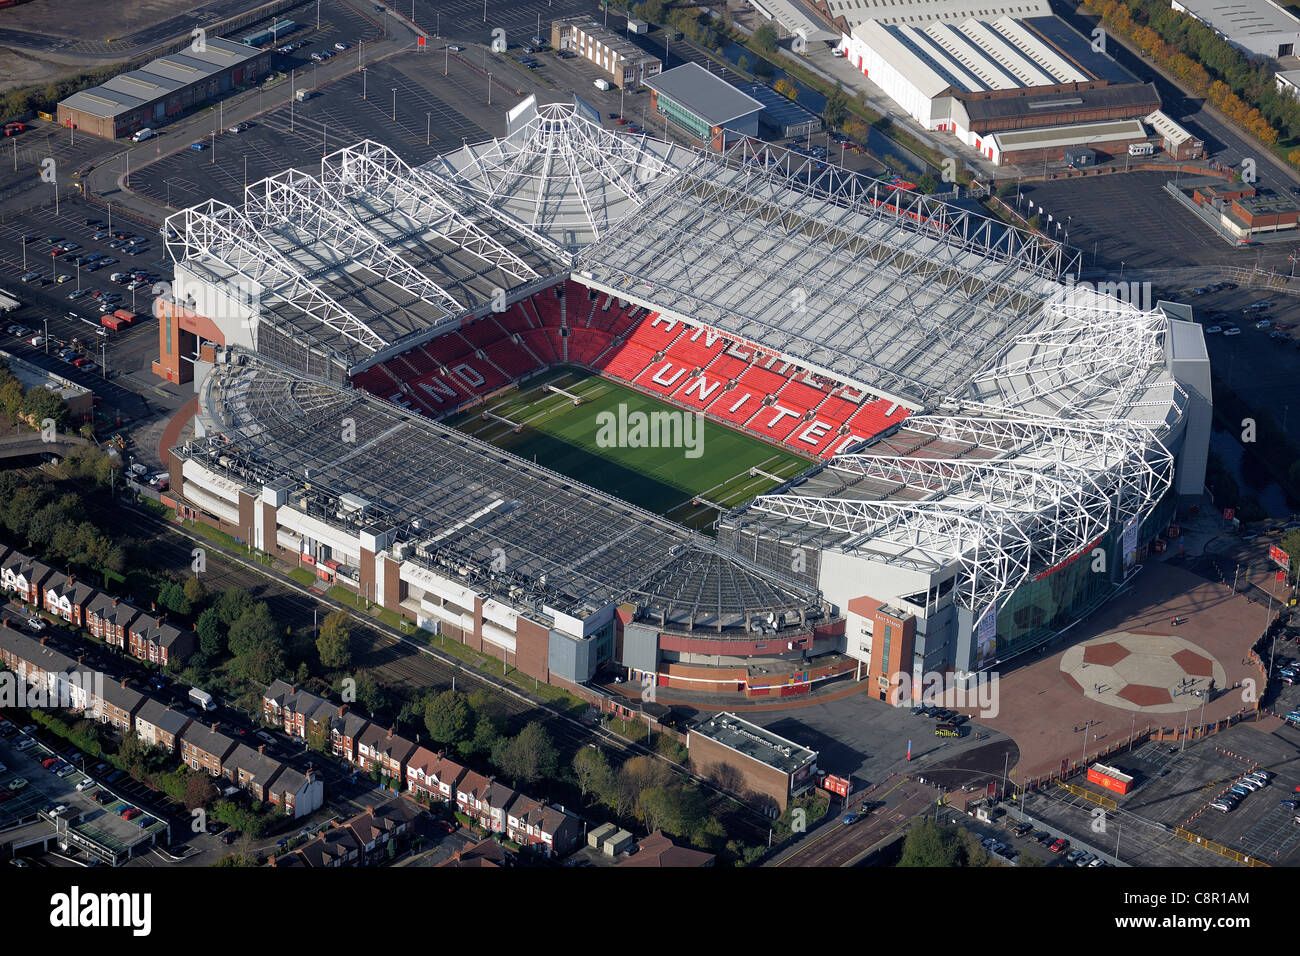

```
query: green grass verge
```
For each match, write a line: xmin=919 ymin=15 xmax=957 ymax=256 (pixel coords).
xmin=286 ymin=567 xmax=315 ymax=587
xmin=446 ymin=367 xmax=810 ymax=530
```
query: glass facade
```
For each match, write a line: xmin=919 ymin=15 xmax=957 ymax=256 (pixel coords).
xmin=657 ymin=94 xmax=709 ymax=140
xmin=990 ymin=489 xmax=1177 ymax=662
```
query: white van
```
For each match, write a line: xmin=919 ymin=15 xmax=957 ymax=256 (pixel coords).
xmin=1128 ymin=142 xmax=1154 ymax=157
xmin=132 ymin=128 xmax=154 ymax=143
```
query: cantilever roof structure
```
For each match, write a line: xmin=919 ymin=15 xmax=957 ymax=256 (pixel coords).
xmin=174 ymin=99 xmax=1186 ymax=626
xmin=191 ymin=358 xmax=821 ymax=627
xmin=165 ymin=139 xmax=562 ymax=369
xmin=574 ymin=137 xmax=1066 ymax=409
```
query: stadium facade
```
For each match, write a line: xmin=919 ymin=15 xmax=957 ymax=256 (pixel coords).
xmin=156 ymin=97 xmax=1209 ymax=702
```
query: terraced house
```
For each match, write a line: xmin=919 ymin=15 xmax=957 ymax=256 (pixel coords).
xmin=1 ymin=551 xmax=54 ymax=606
xmin=456 ymin=771 xmax=518 ymax=835
xmin=505 ymin=794 xmax=582 ymax=857
xmin=355 ymin=723 xmax=417 ymax=781
xmin=126 ymin=611 xmax=196 ymax=668
xmin=328 ymin=705 xmax=370 ymax=763
xmin=85 ymin=593 xmax=142 ymax=649
xmin=405 ymin=746 xmax=466 ymax=804
xmin=42 ymin=571 xmax=98 ymax=627
xmin=179 ymin=721 xmax=237 ymax=776
xmin=133 ymin=698 xmax=191 ymax=753
xmin=263 ymin=680 xmax=331 ymax=740
xmin=94 ymin=677 xmax=146 ymax=733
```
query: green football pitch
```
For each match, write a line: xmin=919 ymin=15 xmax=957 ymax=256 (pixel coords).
xmin=445 ymin=367 xmax=813 ymax=531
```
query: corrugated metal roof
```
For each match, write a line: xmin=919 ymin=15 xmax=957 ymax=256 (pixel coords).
xmin=991 ymin=117 xmax=1145 ymax=149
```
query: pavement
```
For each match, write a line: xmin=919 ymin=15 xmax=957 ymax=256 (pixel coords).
xmin=980 ymin=561 xmax=1268 ymax=783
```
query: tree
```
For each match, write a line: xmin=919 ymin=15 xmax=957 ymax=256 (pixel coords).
xmin=424 ymin=689 xmax=471 ymax=747
xmin=497 ymin=721 xmax=559 ymax=787
xmin=212 ymin=587 xmax=255 ymax=626
xmin=306 ymin=718 xmax=330 ymax=754
xmin=157 ymin=580 xmax=192 ymax=618
xmin=917 ymin=173 xmax=937 ymax=194
xmin=573 ymin=746 xmax=614 ymax=802
xmin=465 ymin=713 xmax=502 ymax=759
xmin=774 ymin=77 xmax=798 ymax=100
xmin=316 ymin=609 xmax=352 ymax=669
xmin=898 ymin=818 xmax=963 ymax=867
xmin=183 ymin=773 xmax=218 ymax=810
xmin=737 ymin=54 xmax=751 ymax=74
xmin=183 ymin=576 xmax=206 ymax=607
xmin=823 ymin=86 xmax=849 ymax=129
xmin=227 ymin=603 xmax=276 ymax=658
xmin=196 ymin=607 xmax=224 ymax=659
xmin=637 ymin=785 xmax=682 ymax=834
xmin=753 ymin=21 xmax=778 ymax=53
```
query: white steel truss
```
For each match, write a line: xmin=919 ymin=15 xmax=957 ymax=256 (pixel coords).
xmin=321 ymin=140 xmax=543 ymax=285
xmin=164 ymin=200 xmax=385 ymax=352
xmin=962 ymin=289 xmax=1174 ymax=419
xmin=244 ymin=167 xmax=462 ymax=315
xmin=446 ymin=100 xmax=681 ymax=245
xmin=751 ymin=410 xmax=1174 ymax=612
xmin=752 ymin=495 xmax=1035 ymax=610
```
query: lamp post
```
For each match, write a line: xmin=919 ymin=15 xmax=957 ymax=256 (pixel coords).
xmin=487 ymin=75 xmax=492 ymax=106
xmin=392 ymin=88 xmax=397 ymax=121
xmin=426 ymin=112 xmax=431 ymax=147
xmin=363 ymin=68 xmax=368 ymax=99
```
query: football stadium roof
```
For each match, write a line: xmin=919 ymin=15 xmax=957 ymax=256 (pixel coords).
xmin=192 ymin=357 xmax=823 ymax=627
xmin=173 ymin=99 xmax=1186 ymax=623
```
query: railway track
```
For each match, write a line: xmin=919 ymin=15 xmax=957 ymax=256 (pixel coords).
xmin=84 ymin=494 xmax=774 ymax=848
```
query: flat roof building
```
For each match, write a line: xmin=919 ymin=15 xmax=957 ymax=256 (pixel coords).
xmin=0 ymin=349 xmax=93 ymax=421
xmin=57 ymin=36 xmax=270 ymax=140
xmin=646 ymin=63 xmax=764 ymax=149
xmin=687 ymin=712 xmax=818 ymax=811
xmin=551 ymin=16 xmax=662 ymax=88
xmin=1171 ymin=0 xmax=1300 ymax=58
xmin=742 ymin=82 xmax=825 ymax=139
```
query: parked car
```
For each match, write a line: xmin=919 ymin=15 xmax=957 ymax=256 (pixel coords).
xmin=1049 ymin=838 xmax=1069 ymax=853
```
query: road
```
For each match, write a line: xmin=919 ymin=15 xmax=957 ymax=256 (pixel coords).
xmin=770 ymin=778 xmax=937 ymax=866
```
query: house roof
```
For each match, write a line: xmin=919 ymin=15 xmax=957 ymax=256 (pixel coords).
xmin=270 ymin=765 xmax=311 ymax=795
xmin=226 ymin=743 xmax=283 ymax=783
xmin=406 ymin=747 xmax=467 ymax=787
xmin=180 ymin=721 xmax=237 ymax=761
xmin=43 ymin=573 xmax=99 ymax=606
xmin=617 ymin=830 xmax=716 ymax=867
xmin=97 ymin=678 xmax=146 ymax=714
xmin=438 ymin=838 xmax=510 ymax=867
xmin=293 ymin=826 xmax=359 ymax=866
xmin=347 ymin=797 xmax=423 ymax=844
xmin=129 ymin=612 xmax=189 ymax=648
xmin=2 ymin=553 xmax=53 ymax=585
xmin=645 ymin=63 xmax=764 ymax=128
xmin=357 ymin=724 xmax=418 ymax=762
xmin=135 ymin=698 xmax=191 ymax=736
xmin=329 ymin=708 xmax=371 ymax=739
xmin=85 ymin=593 xmax=142 ymax=627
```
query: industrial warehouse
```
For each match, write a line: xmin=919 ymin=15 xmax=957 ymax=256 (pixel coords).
xmin=56 ymin=37 xmax=270 ymax=140
xmin=836 ymin=8 xmax=1162 ymax=164
xmin=154 ymin=96 xmax=1208 ymax=703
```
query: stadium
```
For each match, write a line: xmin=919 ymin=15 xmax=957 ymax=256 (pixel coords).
xmin=155 ymin=96 xmax=1210 ymax=702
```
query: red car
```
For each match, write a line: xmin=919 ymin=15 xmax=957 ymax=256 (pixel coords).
xmin=1050 ymin=838 xmax=1069 ymax=853
xmin=120 ymin=807 xmax=140 ymax=820
xmin=41 ymin=757 xmax=58 ymax=769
